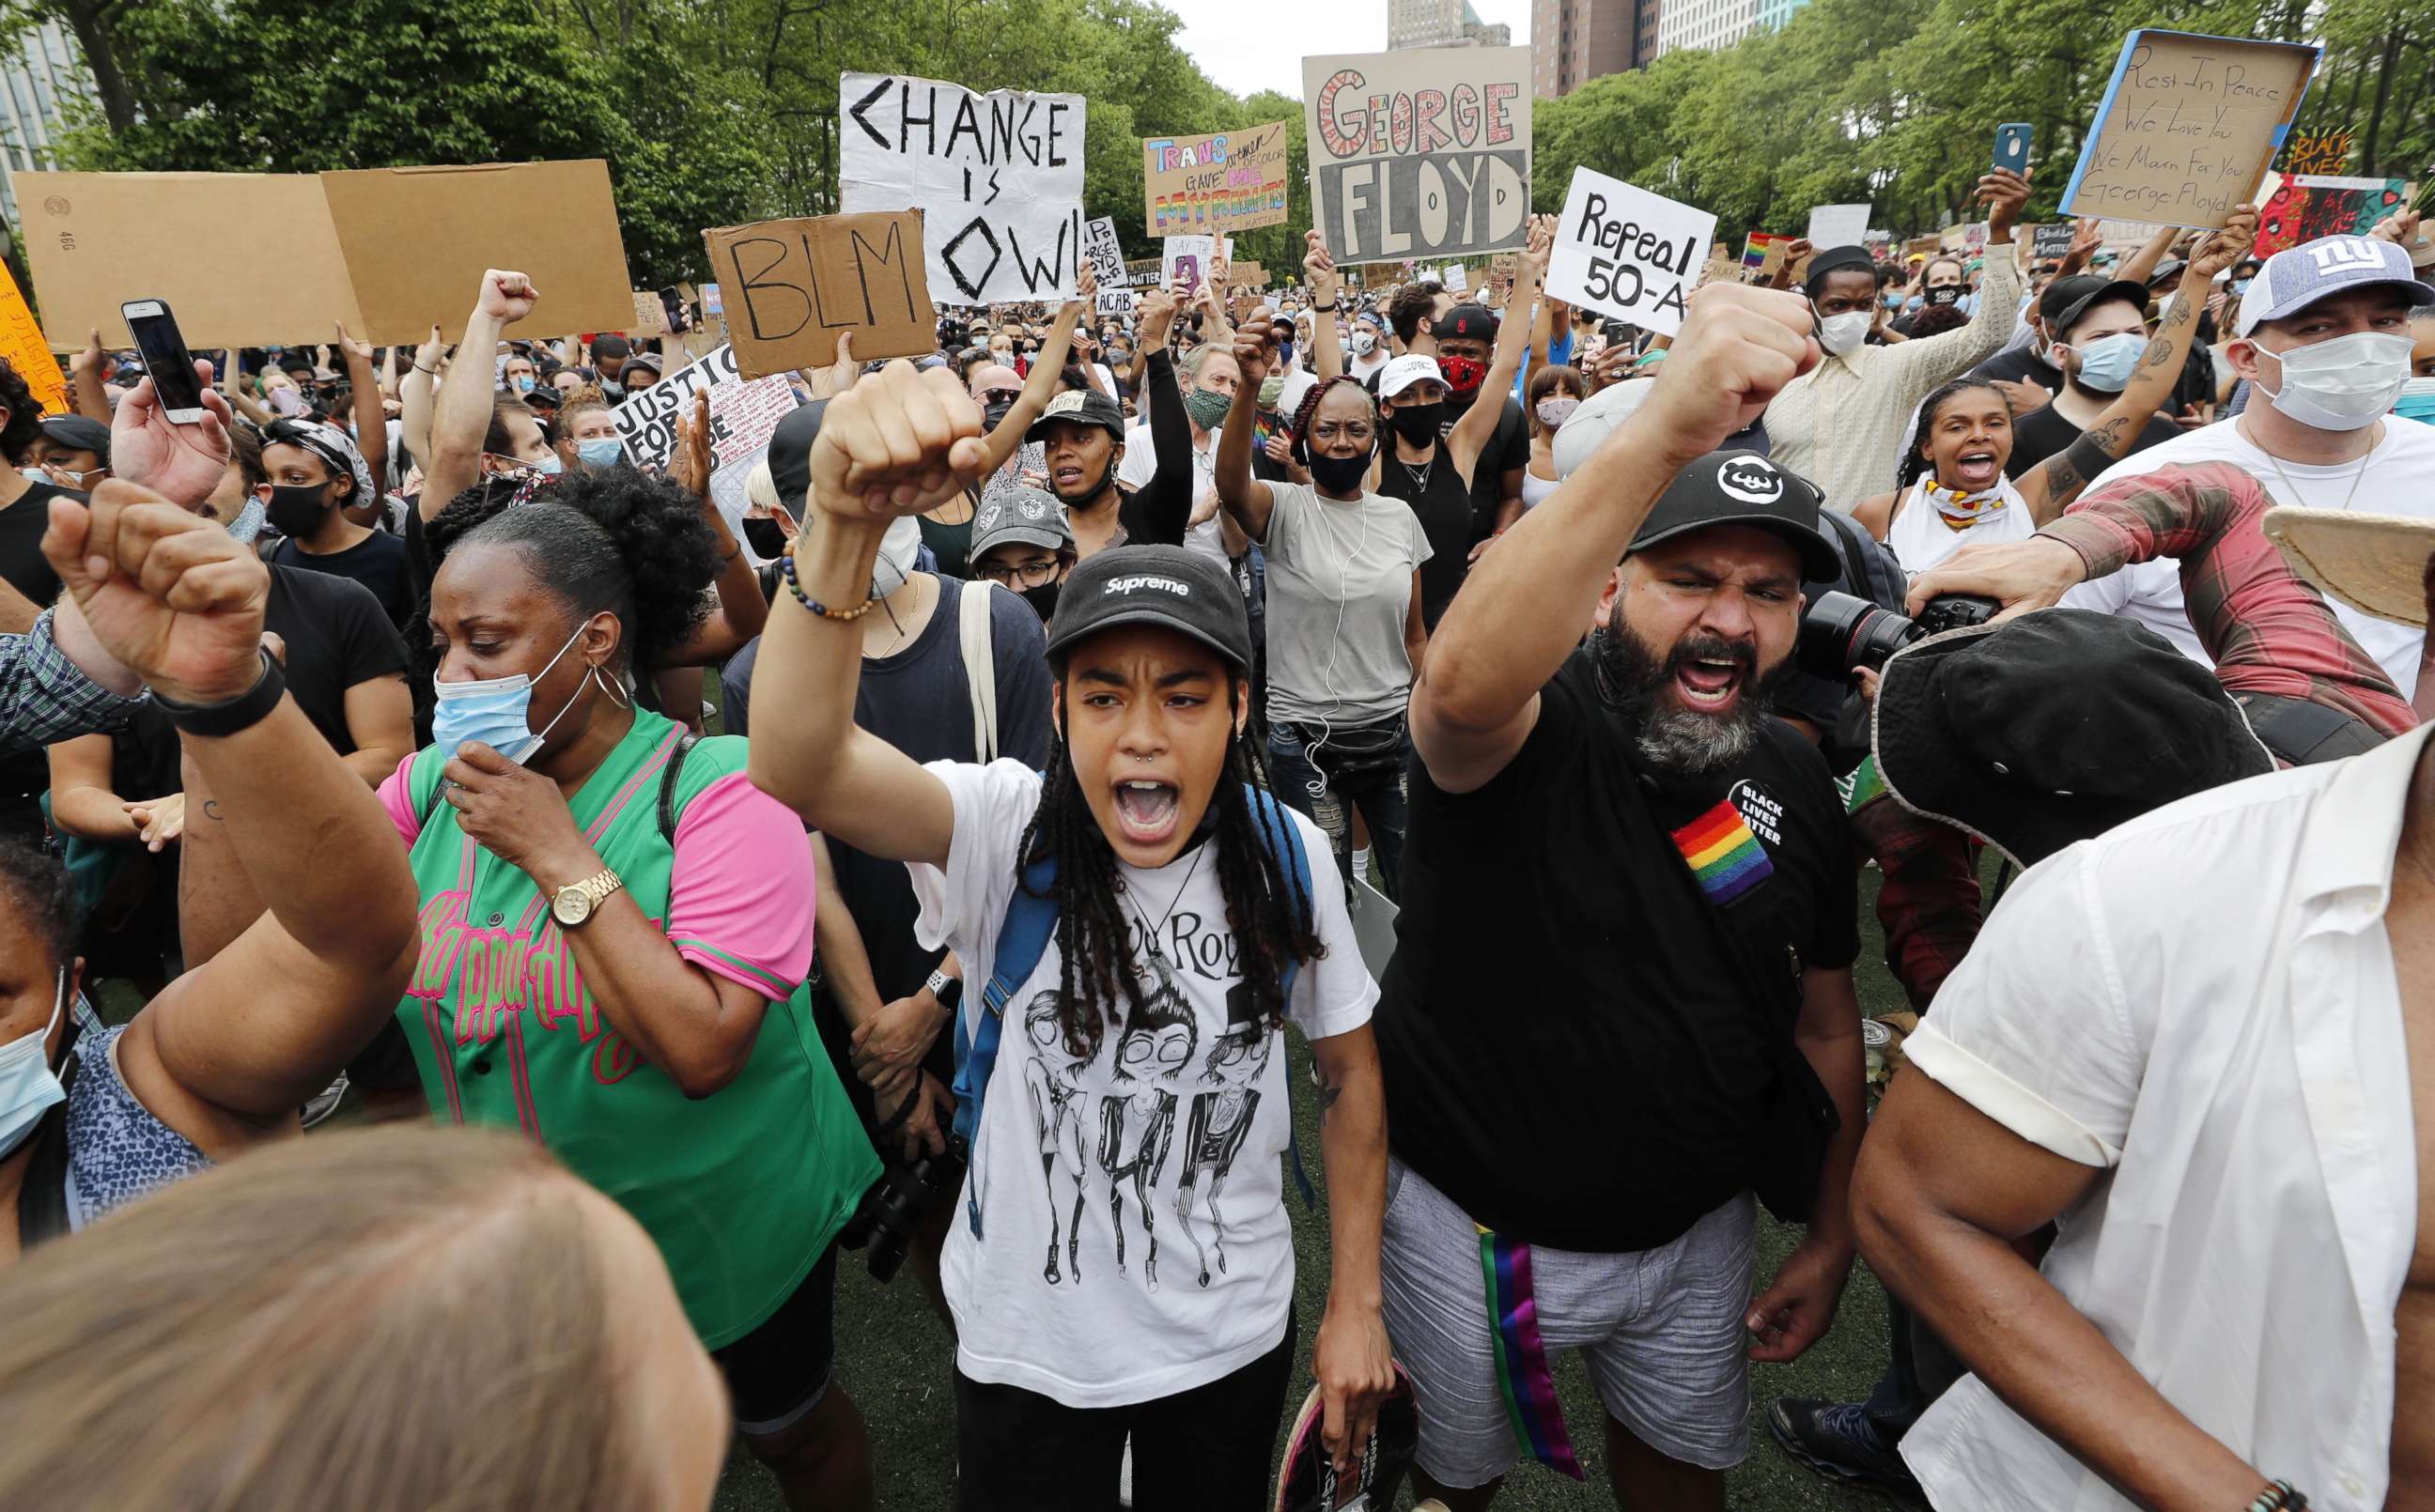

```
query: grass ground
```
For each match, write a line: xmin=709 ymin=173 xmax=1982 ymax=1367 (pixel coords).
xmin=709 ymin=863 xmax=1929 ymax=1512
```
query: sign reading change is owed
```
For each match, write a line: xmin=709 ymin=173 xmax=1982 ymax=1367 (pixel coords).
xmin=1546 ymin=166 xmax=1714 ymax=336
xmin=1302 ymin=48 xmax=1531 ymax=266
xmin=2059 ymin=30 xmax=2319 ymax=229
xmin=840 ymin=72 xmax=1085 ymax=305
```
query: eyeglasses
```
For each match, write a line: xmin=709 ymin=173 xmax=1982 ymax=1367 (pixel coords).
xmin=976 ymin=558 xmax=1062 ymax=588
xmin=1309 ymin=421 xmax=1374 ymax=445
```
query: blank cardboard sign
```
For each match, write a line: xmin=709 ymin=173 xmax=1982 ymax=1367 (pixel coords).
xmin=701 ymin=210 xmax=937 ymax=376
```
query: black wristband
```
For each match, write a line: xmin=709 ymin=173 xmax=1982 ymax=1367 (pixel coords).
xmin=1311 ymin=300 xmax=1339 ymax=311
xmin=152 ymin=649 xmax=285 ymax=738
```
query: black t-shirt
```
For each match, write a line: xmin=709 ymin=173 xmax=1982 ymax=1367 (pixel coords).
xmin=1375 ymin=649 xmax=1858 ymax=1252
xmin=2003 ymin=401 xmax=2183 ymax=479
xmin=1376 ymin=441 xmax=1475 ymax=631
xmin=1964 ymin=343 xmax=2063 ymax=396
xmin=264 ymin=564 xmax=411 ymax=753
xmin=1447 ymin=394 xmax=1528 ymax=546
xmin=271 ymin=528 xmax=414 ymax=632
xmin=0 ymin=484 xmax=83 ymax=834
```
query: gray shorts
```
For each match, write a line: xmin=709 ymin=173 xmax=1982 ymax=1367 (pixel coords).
xmin=1379 ymin=1157 xmax=1755 ymax=1489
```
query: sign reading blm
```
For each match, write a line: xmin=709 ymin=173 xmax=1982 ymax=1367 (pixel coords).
xmin=1302 ymin=48 xmax=1531 ymax=267
xmin=840 ymin=72 xmax=1085 ymax=306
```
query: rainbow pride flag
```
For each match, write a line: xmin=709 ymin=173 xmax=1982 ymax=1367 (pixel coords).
xmin=1478 ymin=1227 xmax=1585 ymax=1480
xmin=1672 ymin=797 xmax=1774 ymax=904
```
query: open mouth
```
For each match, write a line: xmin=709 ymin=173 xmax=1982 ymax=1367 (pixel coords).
xmin=1111 ymin=779 xmax=1181 ymax=843
xmin=1052 ymin=465 xmax=1086 ymax=491
xmin=1951 ymin=449 xmax=2001 ymax=488
xmin=1673 ymin=655 xmax=1747 ymax=711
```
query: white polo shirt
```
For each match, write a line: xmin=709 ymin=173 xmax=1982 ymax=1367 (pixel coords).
xmin=1899 ymin=722 xmax=2431 ymax=1512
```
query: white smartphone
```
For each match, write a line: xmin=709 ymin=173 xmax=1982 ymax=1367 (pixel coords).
xmin=120 ymin=299 xmax=208 ymax=424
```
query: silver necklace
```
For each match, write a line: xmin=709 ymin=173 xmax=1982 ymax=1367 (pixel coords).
xmin=2261 ymin=443 xmax=2371 ymax=516
xmin=1118 ymin=841 xmax=1207 ymax=961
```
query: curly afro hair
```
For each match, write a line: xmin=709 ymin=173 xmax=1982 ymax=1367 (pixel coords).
xmin=0 ymin=359 xmax=48 ymax=465
xmin=425 ymin=470 xmax=719 ymax=675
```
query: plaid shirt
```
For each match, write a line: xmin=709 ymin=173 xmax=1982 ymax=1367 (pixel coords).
xmin=1 ymin=608 xmax=142 ymax=756
xmin=2044 ymin=461 xmax=2418 ymax=740
xmin=1848 ymin=760 xmax=1984 ymax=1011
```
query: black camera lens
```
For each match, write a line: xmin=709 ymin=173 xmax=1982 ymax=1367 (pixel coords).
xmin=1797 ymin=589 xmax=1919 ymax=681
xmin=1915 ymin=593 xmax=2000 ymax=638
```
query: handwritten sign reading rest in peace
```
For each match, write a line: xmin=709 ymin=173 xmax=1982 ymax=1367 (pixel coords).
xmin=2059 ymin=30 xmax=2319 ymax=230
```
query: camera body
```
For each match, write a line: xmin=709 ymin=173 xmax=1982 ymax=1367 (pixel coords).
xmin=1797 ymin=589 xmax=1998 ymax=682
xmin=838 ymin=1142 xmax=967 ymax=1282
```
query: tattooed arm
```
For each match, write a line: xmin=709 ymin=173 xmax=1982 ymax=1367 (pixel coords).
xmin=2023 ymin=208 xmax=2256 ymax=526
xmin=1309 ymin=1023 xmax=1392 ymax=1479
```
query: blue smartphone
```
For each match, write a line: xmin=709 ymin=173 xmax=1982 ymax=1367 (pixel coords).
xmin=1993 ymin=123 xmax=2032 ymax=177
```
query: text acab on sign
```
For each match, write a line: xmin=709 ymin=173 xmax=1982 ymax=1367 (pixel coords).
xmin=1301 ymin=48 xmax=1531 ymax=266
xmin=839 ymin=72 xmax=1085 ymax=306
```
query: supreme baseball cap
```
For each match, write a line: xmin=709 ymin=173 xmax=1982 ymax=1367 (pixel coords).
xmin=1627 ymin=450 xmax=1839 ymax=582
xmin=1043 ymin=545 xmax=1250 ymax=671
xmin=2237 ymin=236 xmax=2435 ymax=335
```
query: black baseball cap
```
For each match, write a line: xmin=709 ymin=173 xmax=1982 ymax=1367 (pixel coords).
xmin=1431 ymin=303 xmax=1499 ymax=342
xmin=1024 ymin=389 xmax=1125 ymax=445
xmin=765 ymin=400 xmax=829 ymax=522
xmin=2040 ymin=275 xmax=2148 ymax=339
xmin=1043 ymin=545 xmax=1251 ymax=671
xmin=1628 ymin=450 xmax=1839 ymax=582
xmin=39 ymin=413 xmax=110 ymax=462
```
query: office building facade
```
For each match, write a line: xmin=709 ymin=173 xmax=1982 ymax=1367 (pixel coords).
xmin=1532 ymin=0 xmax=1656 ymax=96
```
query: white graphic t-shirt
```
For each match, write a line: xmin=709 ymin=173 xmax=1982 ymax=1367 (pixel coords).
xmin=910 ymin=759 xmax=1376 ymax=1407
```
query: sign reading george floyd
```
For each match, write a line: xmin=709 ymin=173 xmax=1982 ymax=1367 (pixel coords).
xmin=2059 ymin=30 xmax=2319 ymax=229
xmin=1547 ymin=166 xmax=1714 ymax=336
xmin=1144 ymin=121 xmax=1291 ymax=239
xmin=839 ymin=72 xmax=1085 ymax=307
xmin=1302 ymin=48 xmax=1531 ymax=266
xmin=702 ymin=210 xmax=937 ymax=376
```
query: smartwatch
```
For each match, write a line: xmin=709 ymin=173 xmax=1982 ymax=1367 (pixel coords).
xmin=925 ymin=968 xmax=964 ymax=1013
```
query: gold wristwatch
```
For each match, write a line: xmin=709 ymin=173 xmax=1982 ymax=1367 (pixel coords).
xmin=551 ymin=867 xmax=625 ymax=928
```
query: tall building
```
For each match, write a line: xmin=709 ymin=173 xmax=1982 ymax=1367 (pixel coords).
xmin=1388 ymin=0 xmax=1513 ymax=50
xmin=1533 ymin=0 xmax=1656 ymax=96
xmin=0 ymin=20 xmax=98 ymax=226
xmin=1653 ymin=0 xmax=1807 ymax=56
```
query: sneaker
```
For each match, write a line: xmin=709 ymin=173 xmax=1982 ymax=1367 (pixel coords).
xmin=1768 ymin=1397 xmax=1926 ymax=1505
xmin=301 ymin=1072 xmax=349 ymax=1130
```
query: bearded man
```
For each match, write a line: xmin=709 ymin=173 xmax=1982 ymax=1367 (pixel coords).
xmin=1372 ymin=283 xmax=1869 ymax=1512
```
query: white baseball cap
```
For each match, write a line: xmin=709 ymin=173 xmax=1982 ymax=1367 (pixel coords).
xmin=1377 ymin=353 xmax=1447 ymax=400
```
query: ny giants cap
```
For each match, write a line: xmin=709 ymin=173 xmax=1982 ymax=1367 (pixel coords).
xmin=2236 ymin=236 xmax=2435 ymax=335
xmin=1043 ymin=545 xmax=1251 ymax=671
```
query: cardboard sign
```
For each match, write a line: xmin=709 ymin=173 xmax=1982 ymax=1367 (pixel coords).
xmin=2031 ymin=223 xmax=2078 ymax=259
xmin=1081 ymin=216 xmax=1128 ymax=291
xmin=1159 ymin=234 xmax=1233 ymax=291
xmin=1143 ymin=121 xmax=1290 ymax=239
xmin=1441 ymin=264 xmax=1469 ymax=292
xmin=1741 ymin=231 xmax=1792 ymax=278
xmin=839 ymin=72 xmax=1086 ymax=305
xmin=2256 ymin=174 xmax=2407 ymax=256
xmin=704 ymin=283 xmax=724 ymax=317
xmin=1233 ymin=260 xmax=1268 ymax=288
xmin=1303 ymin=48 xmax=1531 ymax=266
xmin=2281 ymin=128 xmax=2353 ymax=177
xmin=1695 ymin=254 xmax=1742 ymax=289
xmin=1547 ymin=166 xmax=1714 ymax=337
xmin=0 ymin=258 xmax=64 ymax=414
xmin=631 ymin=290 xmax=671 ymax=335
xmin=1805 ymin=203 xmax=1870 ymax=249
xmin=1095 ymin=287 xmax=1137 ymax=317
xmin=701 ymin=210 xmax=937 ymax=376
xmin=611 ymin=343 xmax=803 ymax=525
xmin=2060 ymin=31 xmax=2320 ymax=228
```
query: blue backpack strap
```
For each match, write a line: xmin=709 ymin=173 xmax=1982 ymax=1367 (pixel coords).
xmin=954 ymin=852 xmax=1059 ymax=1238
xmin=1241 ymin=783 xmax=1320 ymax=1206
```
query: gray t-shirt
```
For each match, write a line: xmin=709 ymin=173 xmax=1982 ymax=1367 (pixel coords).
xmin=1261 ymin=481 xmax=1433 ymax=729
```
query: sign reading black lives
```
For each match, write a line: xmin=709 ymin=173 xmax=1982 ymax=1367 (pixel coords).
xmin=839 ymin=71 xmax=1085 ymax=306
xmin=1301 ymin=48 xmax=1532 ymax=266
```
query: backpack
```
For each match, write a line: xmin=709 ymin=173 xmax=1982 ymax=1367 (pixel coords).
xmin=950 ymin=781 xmax=1315 ymax=1237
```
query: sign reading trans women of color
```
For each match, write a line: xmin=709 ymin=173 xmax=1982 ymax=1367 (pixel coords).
xmin=1144 ymin=122 xmax=1290 ymax=239
xmin=1301 ymin=48 xmax=1531 ymax=266
xmin=839 ymin=72 xmax=1085 ymax=305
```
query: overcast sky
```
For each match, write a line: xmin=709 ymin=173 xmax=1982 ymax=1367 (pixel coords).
xmin=1170 ymin=0 xmax=1534 ymax=100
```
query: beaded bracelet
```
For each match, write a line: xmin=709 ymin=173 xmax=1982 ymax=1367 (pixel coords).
xmin=779 ymin=551 xmax=882 ymax=622
xmin=2247 ymin=1480 xmax=2307 ymax=1512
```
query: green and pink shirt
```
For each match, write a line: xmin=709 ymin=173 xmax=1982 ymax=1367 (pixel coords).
xmin=379 ymin=710 xmax=878 ymax=1347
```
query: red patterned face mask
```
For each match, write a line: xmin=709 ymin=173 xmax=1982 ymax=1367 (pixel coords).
xmin=1437 ymin=354 xmax=1487 ymax=393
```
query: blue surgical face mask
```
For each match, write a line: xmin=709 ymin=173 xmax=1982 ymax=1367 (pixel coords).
xmin=515 ymin=375 xmax=535 ymax=393
xmin=430 ymin=621 xmax=623 ymax=764
xmin=530 ymin=451 xmax=564 ymax=476
xmin=17 ymin=467 xmax=44 ymax=485
xmin=0 ymin=968 xmax=68 ymax=1161
xmin=2069 ymin=331 xmax=2148 ymax=393
xmin=2393 ymin=375 xmax=2435 ymax=425
xmin=576 ymin=438 xmax=624 ymax=469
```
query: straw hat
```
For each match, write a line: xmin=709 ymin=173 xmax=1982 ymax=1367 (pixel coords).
xmin=2262 ymin=506 xmax=2435 ymax=629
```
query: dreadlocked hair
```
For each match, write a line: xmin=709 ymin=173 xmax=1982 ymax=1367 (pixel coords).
xmin=1287 ymin=375 xmax=1375 ymax=466
xmin=1012 ymin=707 xmax=1324 ymax=1064
xmin=1897 ymin=378 xmax=2011 ymax=492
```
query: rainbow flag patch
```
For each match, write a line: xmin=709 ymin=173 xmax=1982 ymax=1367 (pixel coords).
xmin=1672 ymin=798 xmax=1774 ymax=904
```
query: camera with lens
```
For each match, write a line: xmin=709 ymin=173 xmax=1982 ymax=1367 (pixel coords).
xmin=838 ymin=1140 xmax=967 ymax=1283
xmin=1797 ymin=589 xmax=1999 ymax=682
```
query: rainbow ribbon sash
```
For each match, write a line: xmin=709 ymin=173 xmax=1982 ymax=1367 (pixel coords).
xmin=1477 ymin=1226 xmax=1586 ymax=1480
xmin=1671 ymin=797 xmax=1774 ymax=904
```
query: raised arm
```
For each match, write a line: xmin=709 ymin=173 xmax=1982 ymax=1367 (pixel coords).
xmin=2022 ymin=211 xmax=2257 ymax=524
xmin=397 ymin=326 xmax=442 ymax=474
xmin=2116 ymin=224 xmax=2179 ymax=289
xmin=1306 ymin=232 xmax=1345 ymax=381
xmin=1216 ymin=335 xmax=1279 ymax=544
xmin=661 ymin=387 xmax=768 ymax=663
xmin=1411 ymin=284 xmax=1820 ymax=794
xmin=1449 ymin=215 xmax=1550 ymax=485
xmin=1121 ymin=342 xmax=1197 ymax=548
xmin=422 ymin=271 xmax=535 ymax=522
xmin=744 ymin=363 xmax=984 ymax=865
xmin=335 ymin=323 xmax=389 ymax=520
xmin=972 ymin=270 xmax=1093 ymax=478
xmin=68 ymin=331 xmax=112 ymax=424
xmin=218 ymin=349 xmax=271 ymax=428
xmin=1888 ymin=170 xmax=2030 ymax=404
xmin=43 ymin=484 xmax=417 ymax=1124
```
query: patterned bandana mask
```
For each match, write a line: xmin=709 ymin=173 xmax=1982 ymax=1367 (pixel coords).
xmin=1922 ymin=477 xmax=2011 ymax=532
